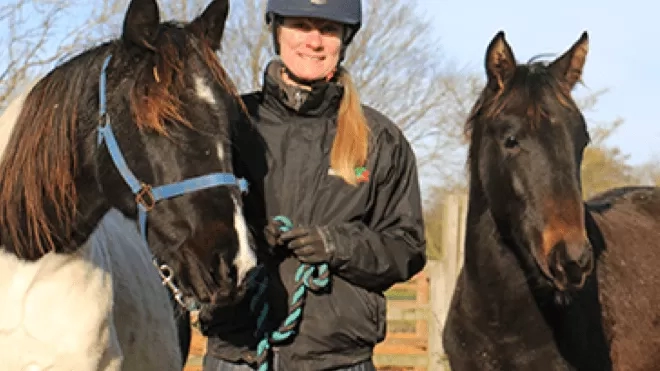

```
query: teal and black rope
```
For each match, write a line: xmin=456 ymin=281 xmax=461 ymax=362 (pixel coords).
xmin=250 ymin=215 xmax=331 ymax=371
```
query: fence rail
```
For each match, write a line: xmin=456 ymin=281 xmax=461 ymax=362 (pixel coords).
xmin=373 ymin=268 xmax=430 ymax=371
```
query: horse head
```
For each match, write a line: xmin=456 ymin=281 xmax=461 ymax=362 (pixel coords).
xmin=0 ymin=0 xmax=257 ymax=310
xmin=465 ymin=31 xmax=594 ymax=292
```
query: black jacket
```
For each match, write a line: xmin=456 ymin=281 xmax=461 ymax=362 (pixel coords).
xmin=200 ymin=60 xmax=427 ymax=371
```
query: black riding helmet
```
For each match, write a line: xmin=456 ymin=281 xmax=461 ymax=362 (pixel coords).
xmin=265 ymin=0 xmax=362 ymax=63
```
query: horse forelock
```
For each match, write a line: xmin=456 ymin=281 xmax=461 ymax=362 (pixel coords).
xmin=466 ymin=63 xmax=581 ymax=143
xmin=132 ymin=25 xmax=245 ymax=135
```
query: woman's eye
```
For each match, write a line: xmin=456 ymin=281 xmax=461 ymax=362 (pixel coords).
xmin=289 ymin=22 xmax=308 ymax=30
xmin=321 ymin=26 xmax=340 ymax=34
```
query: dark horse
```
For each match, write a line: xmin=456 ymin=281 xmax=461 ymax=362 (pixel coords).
xmin=442 ymin=31 xmax=660 ymax=371
xmin=0 ymin=0 xmax=256 ymax=369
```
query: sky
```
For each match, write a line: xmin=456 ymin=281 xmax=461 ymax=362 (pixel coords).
xmin=417 ymin=0 xmax=659 ymax=166
xmin=3 ymin=0 xmax=656 ymax=168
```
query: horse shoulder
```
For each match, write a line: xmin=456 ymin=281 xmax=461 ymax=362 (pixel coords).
xmin=0 ymin=239 xmax=118 ymax=370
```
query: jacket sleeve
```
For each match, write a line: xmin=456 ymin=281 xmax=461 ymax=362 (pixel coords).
xmin=324 ymin=130 xmax=427 ymax=292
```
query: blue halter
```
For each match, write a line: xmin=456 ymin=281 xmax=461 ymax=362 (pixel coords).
xmin=96 ymin=54 xmax=248 ymax=311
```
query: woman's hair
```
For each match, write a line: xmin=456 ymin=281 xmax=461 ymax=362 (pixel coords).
xmin=332 ymin=68 xmax=370 ymax=186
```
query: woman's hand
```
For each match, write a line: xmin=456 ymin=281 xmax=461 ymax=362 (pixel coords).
xmin=278 ymin=226 xmax=333 ymax=264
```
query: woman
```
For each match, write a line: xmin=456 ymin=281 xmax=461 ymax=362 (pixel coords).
xmin=200 ymin=0 xmax=427 ymax=369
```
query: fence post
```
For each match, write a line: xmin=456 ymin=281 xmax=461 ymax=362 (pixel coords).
xmin=428 ymin=193 xmax=468 ymax=370
xmin=426 ymin=260 xmax=445 ymax=369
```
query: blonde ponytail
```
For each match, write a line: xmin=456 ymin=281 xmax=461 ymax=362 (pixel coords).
xmin=331 ymin=69 xmax=370 ymax=185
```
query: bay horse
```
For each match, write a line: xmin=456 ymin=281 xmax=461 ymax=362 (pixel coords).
xmin=0 ymin=0 xmax=258 ymax=369
xmin=442 ymin=31 xmax=660 ymax=370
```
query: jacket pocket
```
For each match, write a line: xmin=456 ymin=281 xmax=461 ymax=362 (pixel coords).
xmin=328 ymin=278 xmax=384 ymax=347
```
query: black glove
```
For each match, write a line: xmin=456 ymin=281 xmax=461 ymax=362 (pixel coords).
xmin=278 ymin=226 xmax=334 ymax=264
xmin=263 ymin=218 xmax=287 ymax=250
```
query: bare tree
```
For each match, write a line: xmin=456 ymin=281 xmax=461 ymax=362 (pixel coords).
xmin=0 ymin=0 xmax=131 ymax=110
xmin=1 ymin=0 xmax=478 ymax=184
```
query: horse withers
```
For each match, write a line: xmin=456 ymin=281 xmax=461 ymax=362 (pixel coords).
xmin=442 ymin=31 xmax=660 ymax=370
xmin=0 ymin=0 xmax=257 ymax=370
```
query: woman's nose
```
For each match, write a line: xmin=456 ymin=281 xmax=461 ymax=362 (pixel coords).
xmin=305 ymin=30 xmax=322 ymax=49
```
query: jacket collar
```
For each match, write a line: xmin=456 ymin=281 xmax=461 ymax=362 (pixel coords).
xmin=261 ymin=59 xmax=343 ymax=118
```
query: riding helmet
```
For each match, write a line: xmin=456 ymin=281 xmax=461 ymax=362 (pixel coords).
xmin=265 ymin=0 xmax=362 ymax=59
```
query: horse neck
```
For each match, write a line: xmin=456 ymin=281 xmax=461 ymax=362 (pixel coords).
xmin=451 ymin=185 xmax=578 ymax=371
xmin=461 ymin=184 xmax=555 ymax=323
xmin=68 ymin=172 xmax=113 ymax=249
xmin=0 ymin=97 xmax=110 ymax=258
xmin=39 ymin=171 xmax=110 ymax=256
xmin=11 ymin=145 xmax=110 ymax=258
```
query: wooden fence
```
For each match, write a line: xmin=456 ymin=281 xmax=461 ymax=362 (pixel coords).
xmin=373 ymin=264 xmax=435 ymax=371
xmin=184 ymin=193 xmax=469 ymax=371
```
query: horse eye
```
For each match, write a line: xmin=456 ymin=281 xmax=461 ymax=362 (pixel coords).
xmin=504 ymin=136 xmax=519 ymax=149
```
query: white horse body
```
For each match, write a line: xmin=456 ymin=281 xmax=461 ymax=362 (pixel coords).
xmin=0 ymin=93 xmax=182 ymax=371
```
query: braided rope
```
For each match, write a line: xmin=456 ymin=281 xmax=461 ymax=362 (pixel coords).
xmin=249 ymin=216 xmax=331 ymax=371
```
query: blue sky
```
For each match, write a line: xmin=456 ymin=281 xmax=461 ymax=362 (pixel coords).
xmin=417 ymin=0 xmax=659 ymax=166
xmin=5 ymin=0 xmax=655 ymax=168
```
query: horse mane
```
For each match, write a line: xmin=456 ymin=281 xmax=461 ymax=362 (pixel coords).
xmin=0 ymin=24 xmax=241 ymax=260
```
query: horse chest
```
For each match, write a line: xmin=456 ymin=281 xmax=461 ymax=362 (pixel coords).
xmin=444 ymin=270 xmax=573 ymax=371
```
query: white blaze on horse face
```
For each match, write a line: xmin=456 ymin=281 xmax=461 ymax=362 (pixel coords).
xmin=194 ymin=75 xmax=216 ymax=106
xmin=216 ymin=142 xmax=225 ymax=162
xmin=231 ymin=195 xmax=256 ymax=285
xmin=219 ymin=138 xmax=255 ymax=285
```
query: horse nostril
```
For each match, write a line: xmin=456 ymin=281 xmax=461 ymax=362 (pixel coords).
xmin=577 ymin=247 xmax=593 ymax=269
xmin=562 ymin=240 xmax=591 ymax=264
xmin=546 ymin=240 xmax=592 ymax=290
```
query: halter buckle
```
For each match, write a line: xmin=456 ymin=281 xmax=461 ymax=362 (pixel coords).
xmin=135 ymin=183 xmax=156 ymax=211
xmin=98 ymin=112 xmax=109 ymax=128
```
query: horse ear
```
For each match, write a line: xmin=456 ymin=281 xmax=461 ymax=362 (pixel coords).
xmin=187 ymin=0 xmax=230 ymax=51
xmin=549 ymin=31 xmax=589 ymax=91
xmin=122 ymin=0 xmax=161 ymax=48
xmin=485 ymin=31 xmax=516 ymax=92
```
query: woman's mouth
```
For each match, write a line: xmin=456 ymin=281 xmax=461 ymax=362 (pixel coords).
xmin=298 ymin=53 xmax=325 ymax=61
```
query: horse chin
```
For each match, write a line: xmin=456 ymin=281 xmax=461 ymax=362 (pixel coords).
xmin=175 ymin=273 xmax=248 ymax=310
xmin=531 ymin=262 xmax=575 ymax=306
xmin=209 ymin=280 xmax=249 ymax=307
xmin=207 ymin=258 xmax=252 ymax=308
xmin=553 ymin=289 xmax=574 ymax=306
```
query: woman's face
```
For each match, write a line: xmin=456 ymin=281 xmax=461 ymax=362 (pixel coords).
xmin=278 ymin=17 xmax=344 ymax=82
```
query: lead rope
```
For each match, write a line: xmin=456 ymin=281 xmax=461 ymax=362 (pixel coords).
xmin=249 ymin=215 xmax=331 ymax=371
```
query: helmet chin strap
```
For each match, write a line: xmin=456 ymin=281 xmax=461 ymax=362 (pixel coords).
xmin=282 ymin=64 xmax=338 ymax=87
